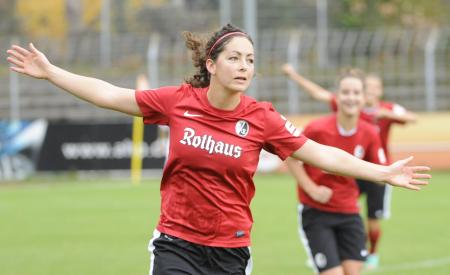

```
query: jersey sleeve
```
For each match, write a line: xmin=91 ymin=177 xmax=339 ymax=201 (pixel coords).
xmin=301 ymin=123 xmax=315 ymax=140
xmin=379 ymin=101 xmax=407 ymax=125
xmin=135 ymin=86 xmax=180 ymax=125
xmin=364 ymin=127 xmax=387 ymax=165
xmin=391 ymin=103 xmax=407 ymax=124
xmin=263 ymin=104 xmax=308 ymax=160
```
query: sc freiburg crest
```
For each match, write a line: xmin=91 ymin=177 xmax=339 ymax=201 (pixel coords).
xmin=235 ymin=120 xmax=249 ymax=137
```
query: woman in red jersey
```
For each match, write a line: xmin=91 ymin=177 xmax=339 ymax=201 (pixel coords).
xmin=286 ymin=69 xmax=386 ymax=275
xmin=7 ymin=24 xmax=429 ymax=275
xmin=282 ymin=64 xmax=417 ymax=270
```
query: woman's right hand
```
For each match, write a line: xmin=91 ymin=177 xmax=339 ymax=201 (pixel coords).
xmin=307 ymin=185 xmax=333 ymax=204
xmin=281 ymin=63 xmax=296 ymax=76
xmin=6 ymin=43 xmax=52 ymax=79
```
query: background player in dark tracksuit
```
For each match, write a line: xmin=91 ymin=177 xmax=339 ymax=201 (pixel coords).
xmin=282 ymin=64 xmax=417 ymax=269
xmin=7 ymin=24 xmax=429 ymax=275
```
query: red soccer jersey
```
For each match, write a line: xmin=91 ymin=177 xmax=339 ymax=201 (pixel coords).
xmin=298 ymin=114 xmax=386 ymax=214
xmin=330 ymin=97 xmax=406 ymax=163
xmin=136 ymin=84 xmax=307 ymax=247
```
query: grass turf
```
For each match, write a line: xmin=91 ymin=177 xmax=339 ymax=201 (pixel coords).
xmin=0 ymin=171 xmax=449 ymax=275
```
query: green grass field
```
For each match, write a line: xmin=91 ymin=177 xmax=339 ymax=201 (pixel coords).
xmin=1 ymin=171 xmax=449 ymax=275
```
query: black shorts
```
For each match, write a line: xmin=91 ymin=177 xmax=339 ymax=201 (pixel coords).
xmin=297 ymin=205 xmax=367 ymax=273
xmin=357 ymin=179 xmax=392 ymax=219
xmin=148 ymin=230 xmax=252 ymax=275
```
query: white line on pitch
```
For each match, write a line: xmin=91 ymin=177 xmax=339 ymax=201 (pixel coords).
xmin=365 ymin=256 xmax=450 ymax=273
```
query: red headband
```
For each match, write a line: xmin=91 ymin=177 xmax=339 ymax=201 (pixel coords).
xmin=206 ymin=31 xmax=247 ymax=60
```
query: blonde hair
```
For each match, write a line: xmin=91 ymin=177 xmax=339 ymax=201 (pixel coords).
xmin=365 ymin=73 xmax=383 ymax=85
xmin=336 ymin=67 xmax=366 ymax=89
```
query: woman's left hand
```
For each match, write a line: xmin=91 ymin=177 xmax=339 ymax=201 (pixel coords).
xmin=385 ymin=156 xmax=431 ymax=190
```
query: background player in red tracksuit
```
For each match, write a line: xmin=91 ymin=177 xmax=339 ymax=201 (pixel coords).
xmin=282 ymin=64 xmax=417 ymax=269
xmin=286 ymin=69 xmax=386 ymax=275
xmin=7 ymin=24 xmax=429 ymax=275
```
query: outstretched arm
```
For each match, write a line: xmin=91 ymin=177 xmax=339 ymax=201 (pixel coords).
xmin=285 ymin=157 xmax=332 ymax=204
xmin=7 ymin=43 xmax=142 ymax=116
xmin=376 ymin=106 xmax=417 ymax=124
xmin=282 ymin=63 xmax=333 ymax=103
xmin=291 ymin=139 xmax=431 ymax=191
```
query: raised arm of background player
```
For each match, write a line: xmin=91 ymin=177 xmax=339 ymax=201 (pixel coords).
xmin=282 ymin=63 xmax=333 ymax=103
xmin=285 ymin=157 xmax=332 ymax=204
xmin=375 ymin=104 xmax=417 ymax=123
xmin=282 ymin=63 xmax=418 ymax=123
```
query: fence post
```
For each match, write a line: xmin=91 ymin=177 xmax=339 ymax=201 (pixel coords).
xmin=244 ymin=0 xmax=257 ymax=99
xmin=9 ymin=37 xmax=20 ymax=122
xmin=147 ymin=33 xmax=160 ymax=89
xmin=287 ymin=31 xmax=301 ymax=114
xmin=100 ymin=0 xmax=111 ymax=67
xmin=316 ymin=0 xmax=328 ymax=68
xmin=424 ymin=28 xmax=439 ymax=112
xmin=220 ymin=0 xmax=231 ymax=26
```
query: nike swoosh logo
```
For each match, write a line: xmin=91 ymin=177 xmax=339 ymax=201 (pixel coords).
xmin=184 ymin=111 xmax=203 ymax=117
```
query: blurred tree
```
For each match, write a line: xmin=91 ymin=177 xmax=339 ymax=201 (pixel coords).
xmin=114 ymin=0 xmax=127 ymax=33
xmin=15 ymin=0 xmax=101 ymax=37
xmin=65 ymin=0 xmax=83 ymax=36
xmin=0 ymin=0 xmax=19 ymax=34
xmin=335 ymin=0 xmax=450 ymax=28
xmin=9 ymin=0 xmax=450 ymax=38
xmin=16 ymin=0 xmax=67 ymax=37
xmin=134 ymin=1 xmax=216 ymax=38
xmin=258 ymin=0 xmax=317 ymax=30
xmin=65 ymin=0 xmax=85 ymax=63
xmin=80 ymin=0 xmax=102 ymax=30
